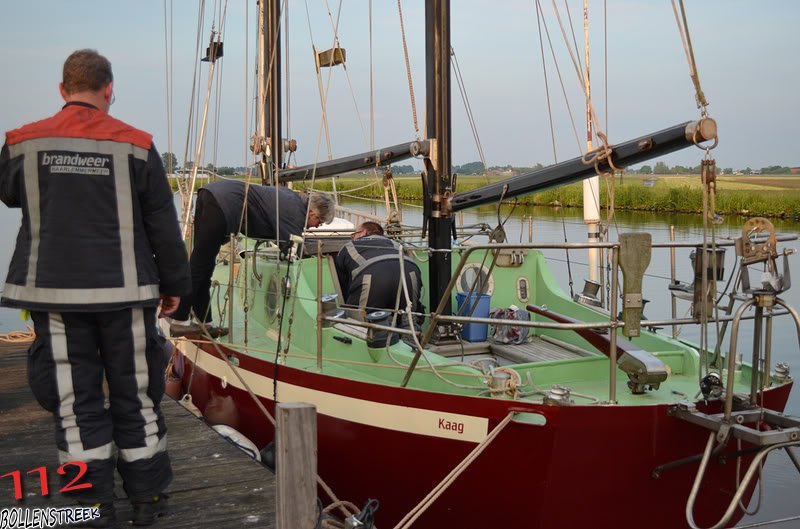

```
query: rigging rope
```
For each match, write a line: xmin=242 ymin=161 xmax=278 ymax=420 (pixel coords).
xmin=396 ymin=0 xmax=420 ymax=139
xmin=671 ymin=0 xmax=709 ymax=114
xmin=178 ymin=0 xmax=207 ymax=220
xmin=535 ymin=0 xmax=576 ymax=297
xmin=369 ymin=0 xmax=375 ymax=150
xmin=0 ymin=327 xmax=35 ymax=344
xmin=535 ymin=1 xmax=558 ymax=163
xmin=535 ymin=0 xmax=582 ymax=152
xmin=548 ymin=0 xmax=616 ymax=172
xmin=163 ymin=0 xmax=174 ymax=178
xmin=181 ymin=26 xmax=223 ymax=240
xmin=304 ymin=0 xmax=385 ymax=206
xmin=392 ymin=413 xmax=514 ymax=529
xmin=451 ymin=46 xmax=489 ymax=184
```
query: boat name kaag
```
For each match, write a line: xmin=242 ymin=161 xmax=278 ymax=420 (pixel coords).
xmin=438 ymin=417 xmax=465 ymax=435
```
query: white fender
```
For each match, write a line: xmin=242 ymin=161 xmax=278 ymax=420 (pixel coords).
xmin=212 ymin=424 xmax=262 ymax=462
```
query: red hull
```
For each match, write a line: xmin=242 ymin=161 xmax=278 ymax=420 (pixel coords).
xmin=176 ymin=341 xmax=792 ymax=529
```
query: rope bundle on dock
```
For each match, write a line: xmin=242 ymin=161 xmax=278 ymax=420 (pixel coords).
xmin=0 ymin=326 xmax=35 ymax=344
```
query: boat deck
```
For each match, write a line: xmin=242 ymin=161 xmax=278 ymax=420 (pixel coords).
xmin=0 ymin=342 xmax=276 ymax=529
xmin=428 ymin=334 xmax=596 ymax=365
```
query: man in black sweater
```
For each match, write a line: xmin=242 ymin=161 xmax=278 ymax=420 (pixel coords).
xmin=171 ymin=180 xmax=334 ymax=335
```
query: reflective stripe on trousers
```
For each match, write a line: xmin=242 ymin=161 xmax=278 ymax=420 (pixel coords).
xmin=28 ymin=307 xmax=173 ymax=502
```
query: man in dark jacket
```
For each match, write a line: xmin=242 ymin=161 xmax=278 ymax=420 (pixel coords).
xmin=0 ymin=50 xmax=190 ymax=526
xmin=170 ymin=179 xmax=334 ymax=335
xmin=335 ymin=222 xmax=423 ymax=322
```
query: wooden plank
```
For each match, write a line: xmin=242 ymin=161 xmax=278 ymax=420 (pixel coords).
xmin=276 ymin=403 xmax=317 ymax=529
xmin=0 ymin=343 xmax=277 ymax=528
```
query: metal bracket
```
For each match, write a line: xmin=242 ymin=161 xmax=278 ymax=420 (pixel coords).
xmin=624 ymin=293 xmax=643 ymax=308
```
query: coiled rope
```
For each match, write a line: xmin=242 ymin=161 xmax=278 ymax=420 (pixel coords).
xmin=0 ymin=326 xmax=35 ymax=344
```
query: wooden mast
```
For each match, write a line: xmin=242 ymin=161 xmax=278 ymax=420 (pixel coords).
xmin=425 ymin=0 xmax=454 ymax=323
xmin=258 ymin=0 xmax=282 ymax=186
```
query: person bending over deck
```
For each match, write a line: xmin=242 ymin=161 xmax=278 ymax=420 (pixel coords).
xmin=0 ymin=49 xmax=191 ymax=527
xmin=335 ymin=221 xmax=424 ymax=324
xmin=170 ymin=180 xmax=335 ymax=336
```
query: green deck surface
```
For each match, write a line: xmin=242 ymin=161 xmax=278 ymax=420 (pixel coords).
xmin=206 ymin=244 xmax=764 ymax=407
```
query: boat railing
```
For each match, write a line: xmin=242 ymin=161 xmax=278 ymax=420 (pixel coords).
xmin=232 ymin=232 xmax=797 ymax=405
xmin=399 ymin=237 xmax=795 ymax=402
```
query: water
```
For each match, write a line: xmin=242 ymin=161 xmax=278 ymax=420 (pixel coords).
xmin=0 ymin=198 xmax=798 ymax=524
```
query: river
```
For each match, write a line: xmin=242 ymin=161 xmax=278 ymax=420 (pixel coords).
xmin=0 ymin=197 xmax=797 ymax=525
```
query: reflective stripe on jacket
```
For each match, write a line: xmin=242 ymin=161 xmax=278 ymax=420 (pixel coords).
xmin=334 ymin=235 xmax=423 ymax=315
xmin=0 ymin=102 xmax=190 ymax=311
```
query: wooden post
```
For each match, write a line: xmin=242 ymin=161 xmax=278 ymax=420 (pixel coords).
xmin=276 ymin=403 xmax=318 ymax=529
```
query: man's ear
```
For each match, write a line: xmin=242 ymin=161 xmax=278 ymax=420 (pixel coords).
xmin=59 ymin=83 xmax=69 ymax=101
xmin=104 ymin=82 xmax=113 ymax=102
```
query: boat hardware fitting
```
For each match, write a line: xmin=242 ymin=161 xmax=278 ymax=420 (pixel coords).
xmin=699 ymin=372 xmax=724 ymax=401
xmin=544 ymin=385 xmax=573 ymax=406
xmin=574 ymin=279 xmax=602 ymax=307
xmin=619 ymin=233 xmax=652 ymax=338
xmin=774 ymin=362 xmax=791 ymax=384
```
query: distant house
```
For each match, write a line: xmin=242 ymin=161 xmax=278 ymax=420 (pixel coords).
xmin=169 ymin=168 xmax=218 ymax=180
xmin=790 ymin=167 xmax=800 ymax=175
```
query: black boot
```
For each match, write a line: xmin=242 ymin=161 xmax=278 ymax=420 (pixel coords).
xmin=131 ymin=493 xmax=169 ymax=526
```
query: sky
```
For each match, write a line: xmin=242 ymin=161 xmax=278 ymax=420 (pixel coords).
xmin=1 ymin=0 xmax=798 ymax=172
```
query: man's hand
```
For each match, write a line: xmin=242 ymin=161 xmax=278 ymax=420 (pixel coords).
xmin=159 ymin=294 xmax=180 ymax=318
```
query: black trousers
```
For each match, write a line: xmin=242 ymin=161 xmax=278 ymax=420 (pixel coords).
xmin=172 ymin=190 xmax=228 ymax=323
xmin=28 ymin=307 xmax=172 ymax=503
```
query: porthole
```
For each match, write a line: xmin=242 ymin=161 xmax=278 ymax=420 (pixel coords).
xmin=457 ymin=263 xmax=494 ymax=295
xmin=517 ymin=277 xmax=530 ymax=303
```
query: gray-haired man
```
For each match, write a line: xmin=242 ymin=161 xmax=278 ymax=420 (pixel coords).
xmin=171 ymin=180 xmax=334 ymax=335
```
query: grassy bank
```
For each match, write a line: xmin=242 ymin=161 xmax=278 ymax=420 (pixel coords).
xmin=304 ymin=174 xmax=800 ymax=219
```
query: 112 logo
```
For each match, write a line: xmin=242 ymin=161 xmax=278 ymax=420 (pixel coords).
xmin=1 ymin=462 xmax=92 ymax=500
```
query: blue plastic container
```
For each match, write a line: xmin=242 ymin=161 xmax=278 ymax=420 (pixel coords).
xmin=455 ymin=292 xmax=491 ymax=342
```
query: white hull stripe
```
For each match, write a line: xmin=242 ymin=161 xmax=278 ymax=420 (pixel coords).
xmin=180 ymin=341 xmax=490 ymax=443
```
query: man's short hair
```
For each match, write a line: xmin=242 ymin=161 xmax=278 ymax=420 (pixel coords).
xmin=62 ymin=49 xmax=113 ymax=94
xmin=359 ymin=221 xmax=384 ymax=236
xmin=309 ymin=192 xmax=335 ymax=224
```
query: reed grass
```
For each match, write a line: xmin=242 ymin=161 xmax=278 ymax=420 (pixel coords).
xmin=172 ymin=173 xmax=800 ymax=219
xmin=304 ymin=174 xmax=800 ymax=219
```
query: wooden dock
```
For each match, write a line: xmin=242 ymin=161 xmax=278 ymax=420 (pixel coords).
xmin=0 ymin=342 xmax=276 ymax=528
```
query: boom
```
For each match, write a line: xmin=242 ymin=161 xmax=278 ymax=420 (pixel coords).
xmin=449 ymin=118 xmax=716 ymax=212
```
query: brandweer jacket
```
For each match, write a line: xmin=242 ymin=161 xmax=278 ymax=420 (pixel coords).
xmin=0 ymin=102 xmax=190 ymax=312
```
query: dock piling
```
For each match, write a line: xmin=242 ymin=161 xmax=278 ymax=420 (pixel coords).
xmin=276 ymin=403 xmax=318 ymax=529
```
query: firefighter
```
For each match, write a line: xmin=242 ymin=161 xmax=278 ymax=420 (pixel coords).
xmin=335 ymin=221 xmax=424 ymax=323
xmin=0 ymin=50 xmax=190 ymax=526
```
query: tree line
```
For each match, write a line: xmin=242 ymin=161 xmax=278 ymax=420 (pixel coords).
xmin=162 ymin=152 xmax=797 ymax=178
xmin=446 ymin=161 xmax=798 ymax=176
xmin=161 ymin=152 xmax=247 ymax=176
